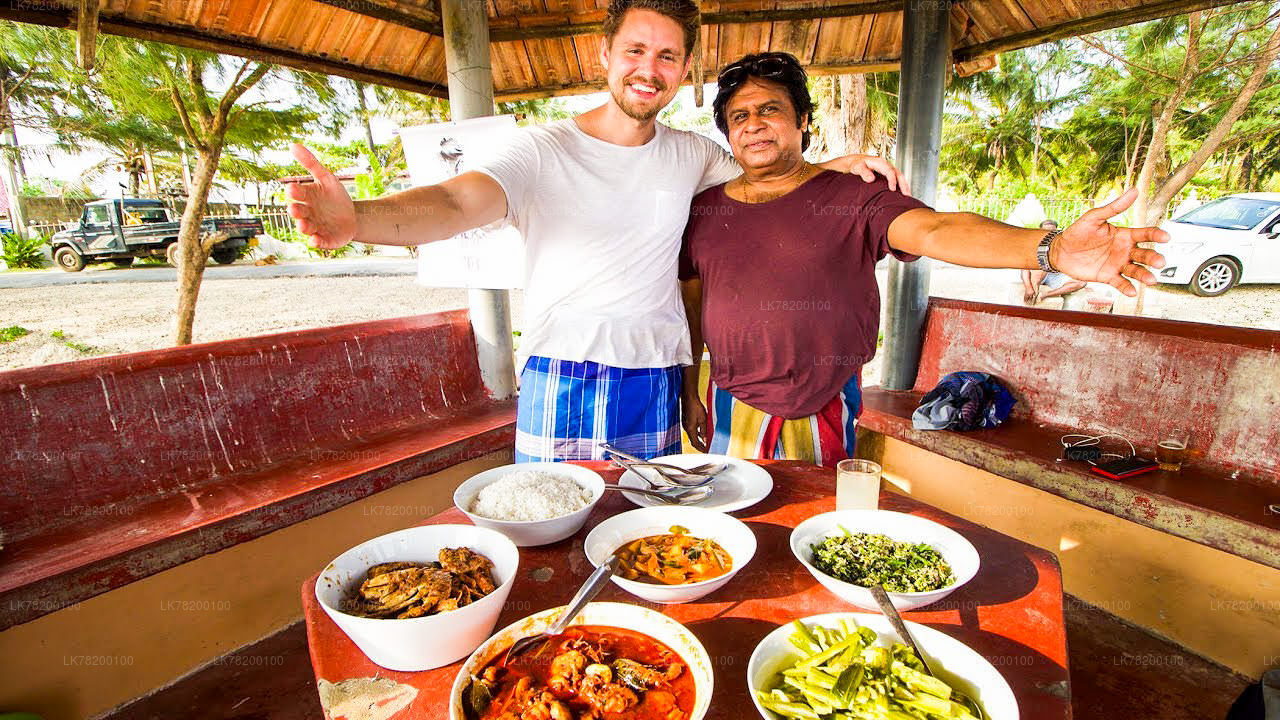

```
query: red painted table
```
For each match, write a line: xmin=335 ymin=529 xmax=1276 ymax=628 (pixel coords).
xmin=301 ymin=461 xmax=1071 ymax=719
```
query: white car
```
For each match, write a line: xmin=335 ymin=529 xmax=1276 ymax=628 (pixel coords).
xmin=1156 ymin=192 xmax=1280 ymax=296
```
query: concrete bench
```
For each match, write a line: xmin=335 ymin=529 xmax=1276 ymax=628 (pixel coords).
xmin=857 ymin=298 xmax=1280 ymax=676
xmin=861 ymin=298 xmax=1280 ymax=567
xmin=0 ymin=310 xmax=515 ymax=629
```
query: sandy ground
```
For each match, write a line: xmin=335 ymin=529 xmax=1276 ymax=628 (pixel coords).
xmin=1 ymin=265 xmax=1276 ymax=378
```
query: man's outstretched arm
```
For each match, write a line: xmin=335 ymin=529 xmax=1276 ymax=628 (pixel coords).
xmin=887 ymin=188 xmax=1169 ymax=297
xmin=285 ymin=143 xmax=507 ymax=249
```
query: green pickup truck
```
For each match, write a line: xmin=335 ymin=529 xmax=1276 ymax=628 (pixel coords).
xmin=50 ymin=198 xmax=263 ymax=272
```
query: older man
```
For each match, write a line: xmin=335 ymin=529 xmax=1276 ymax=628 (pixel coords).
xmin=678 ymin=52 xmax=1168 ymax=465
xmin=285 ymin=2 xmax=903 ymax=463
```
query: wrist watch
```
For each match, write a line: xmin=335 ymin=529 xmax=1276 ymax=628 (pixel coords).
xmin=1037 ymin=230 xmax=1062 ymax=273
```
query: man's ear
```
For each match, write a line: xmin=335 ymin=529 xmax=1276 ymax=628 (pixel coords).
xmin=599 ymin=38 xmax=611 ymax=71
xmin=800 ymin=112 xmax=810 ymax=133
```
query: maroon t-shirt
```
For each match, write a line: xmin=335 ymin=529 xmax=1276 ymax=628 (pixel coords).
xmin=679 ymin=171 xmax=927 ymax=418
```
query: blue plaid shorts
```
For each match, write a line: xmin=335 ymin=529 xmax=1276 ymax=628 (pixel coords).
xmin=515 ymin=356 xmax=682 ymax=463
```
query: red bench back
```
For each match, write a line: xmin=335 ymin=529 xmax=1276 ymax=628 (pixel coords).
xmin=0 ymin=311 xmax=488 ymax=544
xmin=914 ymin=299 xmax=1280 ymax=482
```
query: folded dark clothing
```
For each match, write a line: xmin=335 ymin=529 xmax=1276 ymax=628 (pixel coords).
xmin=912 ymin=371 xmax=1016 ymax=431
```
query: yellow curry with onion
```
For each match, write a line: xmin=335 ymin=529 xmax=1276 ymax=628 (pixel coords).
xmin=614 ymin=526 xmax=733 ymax=585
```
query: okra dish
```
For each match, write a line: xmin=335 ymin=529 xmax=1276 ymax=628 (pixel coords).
xmin=755 ymin=619 xmax=984 ymax=720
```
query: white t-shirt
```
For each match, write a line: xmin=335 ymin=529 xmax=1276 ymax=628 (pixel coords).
xmin=478 ymin=119 xmax=740 ymax=370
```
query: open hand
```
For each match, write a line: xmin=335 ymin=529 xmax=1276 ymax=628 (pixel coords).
xmin=847 ymin=155 xmax=911 ymax=195
xmin=1053 ymin=188 xmax=1169 ymax=297
xmin=285 ymin=143 xmax=356 ymax=249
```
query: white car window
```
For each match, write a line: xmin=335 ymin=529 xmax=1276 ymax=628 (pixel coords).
xmin=1174 ymin=197 xmax=1280 ymax=231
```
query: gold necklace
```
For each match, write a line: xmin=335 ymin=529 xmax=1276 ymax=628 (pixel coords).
xmin=740 ymin=163 xmax=814 ymax=204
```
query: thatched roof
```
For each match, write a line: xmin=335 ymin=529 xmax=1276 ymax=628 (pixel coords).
xmin=1 ymin=0 xmax=1239 ymax=100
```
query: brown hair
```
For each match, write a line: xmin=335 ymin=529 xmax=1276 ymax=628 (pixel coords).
xmin=602 ymin=0 xmax=701 ymax=58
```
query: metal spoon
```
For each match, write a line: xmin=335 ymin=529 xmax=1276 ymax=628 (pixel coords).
xmin=869 ymin=585 xmax=987 ymax=720
xmin=601 ymin=443 xmax=727 ymax=486
xmin=501 ymin=552 xmax=622 ymax=664
xmin=609 ymin=456 xmax=717 ymax=489
xmin=602 ymin=483 xmax=712 ymax=505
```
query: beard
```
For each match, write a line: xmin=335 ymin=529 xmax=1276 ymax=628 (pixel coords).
xmin=611 ymin=75 xmax=668 ymax=122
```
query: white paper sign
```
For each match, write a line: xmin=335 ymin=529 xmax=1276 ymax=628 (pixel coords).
xmin=400 ymin=116 xmax=525 ymax=289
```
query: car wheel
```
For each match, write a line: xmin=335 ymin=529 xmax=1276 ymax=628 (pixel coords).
xmin=1190 ymin=256 xmax=1238 ymax=297
xmin=111 ymin=257 xmax=134 ymax=268
xmin=54 ymin=246 xmax=86 ymax=272
xmin=210 ymin=249 xmax=238 ymax=265
xmin=165 ymin=242 xmax=181 ymax=268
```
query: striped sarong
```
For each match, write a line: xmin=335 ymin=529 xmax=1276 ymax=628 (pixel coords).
xmin=705 ymin=372 xmax=862 ymax=467
xmin=515 ymin=356 xmax=682 ymax=463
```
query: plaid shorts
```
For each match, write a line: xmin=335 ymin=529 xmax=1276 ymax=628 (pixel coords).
xmin=515 ymin=356 xmax=682 ymax=463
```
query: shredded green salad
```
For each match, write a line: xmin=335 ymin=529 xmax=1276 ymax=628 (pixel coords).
xmin=809 ymin=529 xmax=955 ymax=593
xmin=756 ymin=618 xmax=983 ymax=720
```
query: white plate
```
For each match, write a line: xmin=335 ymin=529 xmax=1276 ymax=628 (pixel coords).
xmin=617 ymin=453 xmax=773 ymax=513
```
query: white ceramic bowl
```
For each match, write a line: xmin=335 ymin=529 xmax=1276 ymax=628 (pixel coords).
xmin=449 ymin=601 xmax=714 ymax=720
xmin=747 ymin=613 xmax=1018 ymax=720
xmin=315 ymin=524 xmax=519 ymax=671
xmin=453 ymin=462 xmax=605 ymax=546
xmin=790 ymin=510 xmax=979 ymax=612
xmin=583 ymin=505 xmax=757 ymax=604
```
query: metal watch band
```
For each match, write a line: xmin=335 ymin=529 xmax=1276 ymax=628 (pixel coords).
xmin=1037 ymin=229 xmax=1062 ymax=273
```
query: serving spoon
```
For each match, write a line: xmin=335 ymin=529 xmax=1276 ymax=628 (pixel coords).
xmin=500 ymin=552 xmax=622 ymax=663
xmin=869 ymin=585 xmax=987 ymax=719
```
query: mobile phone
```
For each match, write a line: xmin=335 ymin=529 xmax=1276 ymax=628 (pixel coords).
xmin=1091 ymin=456 xmax=1159 ymax=479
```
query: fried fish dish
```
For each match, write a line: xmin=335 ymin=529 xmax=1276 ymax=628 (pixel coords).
xmin=342 ymin=546 xmax=498 ymax=619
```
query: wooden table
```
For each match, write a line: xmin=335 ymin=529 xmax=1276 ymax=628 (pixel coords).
xmin=301 ymin=461 xmax=1071 ymax=719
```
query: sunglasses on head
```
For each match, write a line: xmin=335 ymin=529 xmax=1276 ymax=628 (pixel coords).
xmin=717 ymin=54 xmax=803 ymax=89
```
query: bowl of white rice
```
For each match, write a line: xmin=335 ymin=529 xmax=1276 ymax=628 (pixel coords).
xmin=453 ymin=463 xmax=605 ymax=546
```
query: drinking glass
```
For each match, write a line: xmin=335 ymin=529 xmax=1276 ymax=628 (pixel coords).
xmin=836 ymin=459 xmax=881 ymax=510
xmin=1156 ymin=428 xmax=1191 ymax=472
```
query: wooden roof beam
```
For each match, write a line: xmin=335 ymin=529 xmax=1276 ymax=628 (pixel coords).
xmin=307 ymin=0 xmax=443 ymax=36
xmin=953 ymin=0 xmax=1246 ymax=62
xmin=487 ymin=1 xmax=905 ymax=42
xmin=0 ymin=4 xmax=450 ymax=98
xmin=495 ymin=59 xmax=901 ymax=102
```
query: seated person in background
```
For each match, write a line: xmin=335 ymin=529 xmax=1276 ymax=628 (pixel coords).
xmin=678 ymin=52 xmax=1168 ymax=466
xmin=1021 ymin=220 xmax=1088 ymax=304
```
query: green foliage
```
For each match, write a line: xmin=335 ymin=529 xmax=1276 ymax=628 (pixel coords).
xmin=50 ymin=330 xmax=95 ymax=354
xmin=306 ymin=242 xmax=355 ymax=259
xmin=940 ymin=5 xmax=1280 ymax=200
xmin=0 ymin=326 xmax=30 ymax=343
xmin=1 ymin=232 xmax=47 ymax=268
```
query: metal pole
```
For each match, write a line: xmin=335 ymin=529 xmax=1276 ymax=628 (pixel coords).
xmin=882 ymin=0 xmax=950 ymax=391
xmin=441 ymin=0 xmax=516 ymax=400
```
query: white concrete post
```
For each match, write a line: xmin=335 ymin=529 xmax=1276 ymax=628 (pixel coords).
xmin=441 ymin=0 xmax=517 ymax=400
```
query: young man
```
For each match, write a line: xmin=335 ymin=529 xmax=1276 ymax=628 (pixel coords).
xmin=285 ymin=2 xmax=904 ymax=463
xmin=679 ymin=52 xmax=1168 ymax=465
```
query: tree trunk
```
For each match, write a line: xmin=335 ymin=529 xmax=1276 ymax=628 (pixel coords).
xmin=144 ymin=149 xmax=157 ymax=194
xmin=178 ymin=135 xmax=193 ymax=196
xmin=1146 ymin=22 xmax=1280 ymax=222
xmin=173 ymin=132 xmax=226 ymax=345
xmin=0 ymin=133 xmax=27 ymax=237
xmin=846 ymin=74 xmax=868 ymax=155
xmin=355 ymin=80 xmax=377 ymax=159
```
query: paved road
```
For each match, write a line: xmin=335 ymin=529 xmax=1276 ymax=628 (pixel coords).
xmin=0 ymin=257 xmax=418 ymax=289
